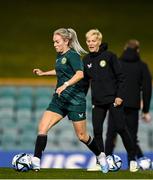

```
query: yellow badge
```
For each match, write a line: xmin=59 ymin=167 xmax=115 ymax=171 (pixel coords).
xmin=61 ymin=57 xmax=67 ymax=64
xmin=99 ymin=60 xmax=106 ymax=67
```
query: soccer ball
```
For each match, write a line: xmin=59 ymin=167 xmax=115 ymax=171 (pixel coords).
xmin=106 ymin=154 xmax=122 ymax=172
xmin=138 ymin=157 xmax=151 ymax=170
xmin=12 ymin=153 xmax=32 ymax=172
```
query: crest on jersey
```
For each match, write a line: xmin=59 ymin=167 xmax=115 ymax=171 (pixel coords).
xmin=99 ymin=60 xmax=106 ymax=67
xmin=61 ymin=57 xmax=67 ymax=64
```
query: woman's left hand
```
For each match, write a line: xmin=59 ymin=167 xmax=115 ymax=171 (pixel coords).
xmin=56 ymin=84 xmax=67 ymax=96
xmin=114 ymin=97 xmax=123 ymax=107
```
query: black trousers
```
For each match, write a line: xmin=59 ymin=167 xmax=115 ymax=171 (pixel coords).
xmin=92 ymin=104 xmax=136 ymax=161
xmin=105 ymin=107 xmax=143 ymax=160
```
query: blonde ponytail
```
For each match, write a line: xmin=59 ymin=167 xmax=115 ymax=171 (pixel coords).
xmin=54 ymin=28 xmax=87 ymax=55
xmin=67 ymin=28 xmax=87 ymax=55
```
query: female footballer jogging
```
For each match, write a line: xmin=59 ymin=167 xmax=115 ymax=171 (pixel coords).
xmin=31 ymin=28 xmax=109 ymax=173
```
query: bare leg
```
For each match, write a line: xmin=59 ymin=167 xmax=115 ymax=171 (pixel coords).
xmin=38 ymin=110 xmax=63 ymax=134
xmin=32 ymin=111 xmax=63 ymax=170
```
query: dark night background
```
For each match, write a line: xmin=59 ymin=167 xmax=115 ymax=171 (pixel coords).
xmin=0 ymin=0 xmax=153 ymax=77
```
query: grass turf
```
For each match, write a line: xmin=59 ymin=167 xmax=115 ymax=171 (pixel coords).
xmin=0 ymin=168 xmax=153 ymax=179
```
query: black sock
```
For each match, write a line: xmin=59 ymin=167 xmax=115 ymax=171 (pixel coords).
xmin=82 ymin=136 xmax=101 ymax=156
xmin=34 ymin=134 xmax=47 ymax=159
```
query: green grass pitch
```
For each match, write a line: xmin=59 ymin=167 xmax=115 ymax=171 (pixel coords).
xmin=0 ymin=168 xmax=153 ymax=179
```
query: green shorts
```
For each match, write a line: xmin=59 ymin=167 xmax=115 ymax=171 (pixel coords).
xmin=46 ymin=94 xmax=86 ymax=121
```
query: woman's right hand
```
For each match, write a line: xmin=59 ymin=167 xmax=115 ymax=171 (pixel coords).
xmin=33 ymin=69 xmax=44 ymax=76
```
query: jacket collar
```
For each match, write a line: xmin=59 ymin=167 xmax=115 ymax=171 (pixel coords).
xmin=89 ymin=43 xmax=108 ymax=58
xmin=120 ymin=48 xmax=140 ymax=62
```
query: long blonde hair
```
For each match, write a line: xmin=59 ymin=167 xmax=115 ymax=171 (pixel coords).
xmin=54 ymin=28 xmax=87 ymax=55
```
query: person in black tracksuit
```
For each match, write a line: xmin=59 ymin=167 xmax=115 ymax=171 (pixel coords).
xmin=105 ymin=39 xmax=152 ymax=163
xmin=82 ymin=29 xmax=138 ymax=171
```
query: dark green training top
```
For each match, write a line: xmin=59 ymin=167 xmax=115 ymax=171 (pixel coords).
xmin=55 ymin=49 xmax=86 ymax=109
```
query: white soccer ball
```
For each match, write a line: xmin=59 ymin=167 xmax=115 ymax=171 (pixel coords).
xmin=138 ymin=157 xmax=151 ymax=170
xmin=106 ymin=154 xmax=122 ymax=172
xmin=12 ymin=153 xmax=32 ymax=172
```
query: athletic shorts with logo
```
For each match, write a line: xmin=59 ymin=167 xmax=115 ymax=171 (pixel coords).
xmin=46 ymin=94 xmax=86 ymax=121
